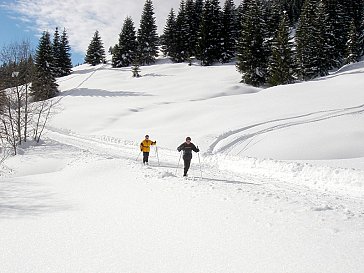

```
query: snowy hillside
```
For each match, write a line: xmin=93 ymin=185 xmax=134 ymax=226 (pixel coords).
xmin=52 ymin=58 xmax=364 ymax=194
xmin=1 ymin=58 xmax=364 ymax=273
xmin=56 ymin=59 xmax=364 ymax=162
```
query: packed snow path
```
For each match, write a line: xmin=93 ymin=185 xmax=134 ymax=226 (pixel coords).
xmin=44 ymin=125 xmax=364 ymax=205
xmin=2 ymin=60 xmax=364 ymax=272
xmin=3 ymin=126 xmax=363 ymax=272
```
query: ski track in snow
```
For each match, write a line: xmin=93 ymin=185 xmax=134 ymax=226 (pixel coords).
xmin=44 ymin=126 xmax=364 ymax=222
xmin=41 ymin=61 xmax=364 ymax=223
xmin=2 ymin=60 xmax=364 ymax=273
xmin=208 ymin=104 xmax=364 ymax=155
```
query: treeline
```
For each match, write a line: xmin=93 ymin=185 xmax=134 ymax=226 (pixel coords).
xmin=0 ymin=28 xmax=72 ymax=101
xmin=32 ymin=28 xmax=73 ymax=101
xmin=84 ymin=0 xmax=159 ymax=68
xmin=85 ymin=0 xmax=364 ymax=87
xmin=0 ymin=28 xmax=72 ymax=156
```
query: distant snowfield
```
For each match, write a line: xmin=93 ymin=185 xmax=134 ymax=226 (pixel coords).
xmin=1 ymin=58 xmax=364 ymax=273
xmin=55 ymin=59 xmax=364 ymax=164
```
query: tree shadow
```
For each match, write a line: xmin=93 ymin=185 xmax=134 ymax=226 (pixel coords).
xmin=71 ymin=66 xmax=101 ymax=75
xmin=201 ymin=176 xmax=262 ymax=186
xmin=0 ymin=179 xmax=71 ymax=219
xmin=143 ymin=73 xmax=174 ymax=77
xmin=151 ymin=163 xmax=262 ymax=186
xmin=60 ymin=88 xmax=153 ymax=98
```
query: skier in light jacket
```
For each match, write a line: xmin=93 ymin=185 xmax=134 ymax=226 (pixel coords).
xmin=140 ymin=135 xmax=156 ymax=164
xmin=177 ymin=136 xmax=199 ymax=176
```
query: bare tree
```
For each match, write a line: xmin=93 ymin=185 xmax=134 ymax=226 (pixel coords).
xmin=0 ymin=40 xmax=57 ymax=159
xmin=33 ymin=99 xmax=56 ymax=143
xmin=0 ymin=40 xmax=39 ymax=155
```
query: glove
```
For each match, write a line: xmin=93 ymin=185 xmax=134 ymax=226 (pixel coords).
xmin=154 ymin=141 xmax=157 ymax=144
xmin=177 ymin=147 xmax=181 ymax=152
xmin=140 ymin=149 xmax=143 ymax=152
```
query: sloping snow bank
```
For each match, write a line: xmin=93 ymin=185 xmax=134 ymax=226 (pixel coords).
xmin=206 ymin=155 xmax=364 ymax=197
xmin=43 ymin=126 xmax=364 ymax=199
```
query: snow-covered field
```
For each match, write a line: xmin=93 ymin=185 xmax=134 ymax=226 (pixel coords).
xmin=1 ymin=58 xmax=364 ymax=273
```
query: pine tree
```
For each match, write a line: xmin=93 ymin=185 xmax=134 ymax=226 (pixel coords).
xmin=265 ymin=0 xmax=282 ymax=38
xmin=194 ymin=0 xmax=204 ymax=30
xmin=236 ymin=0 xmax=267 ymax=86
xmin=137 ymin=0 xmax=159 ymax=65
xmin=345 ymin=19 xmax=361 ymax=63
xmin=296 ymin=0 xmax=330 ymax=80
xmin=355 ymin=0 xmax=364 ymax=56
xmin=260 ymin=1 xmax=278 ymax=64
xmin=161 ymin=9 xmax=177 ymax=58
xmin=268 ymin=11 xmax=294 ymax=86
xmin=59 ymin=28 xmax=73 ymax=76
xmin=85 ymin=30 xmax=106 ymax=66
xmin=112 ymin=17 xmax=138 ymax=67
xmin=348 ymin=0 xmax=364 ymax=31
xmin=52 ymin=27 xmax=62 ymax=77
xmin=281 ymin=0 xmax=305 ymax=25
xmin=220 ymin=0 xmax=237 ymax=63
xmin=131 ymin=58 xmax=141 ymax=77
xmin=236 ymin=1 xmax=245 ymax=41
xmin=108 ymin=46 xmax=114 ymax=55
xmin=196 ymin=0 xmax=222 ymax=66
xmin=323 ymin=0 xmax=351 ymax=65
xmin=316 ymin=1 xmax=337 ymax=70
xmin=185 ymin=0 xmax=198 ymax=58
xmin=31 ymin=31 xmax=59 ymax=101
xmin=111 ymin=44 xmax=120 ymax=66
xmin=295 ymin=0 xmax=315 ymax=80
xmin=173 ymin=0 xmax=190 ymax=62
xmin=342 ymin=0 xmax=362 ymax=32
xmin=316 ymin=0 xmax=335 ymax=74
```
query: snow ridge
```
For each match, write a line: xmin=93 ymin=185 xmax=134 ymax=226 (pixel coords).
xmin=209 ymin=104 xmax=364 ymax=155
xmin=210 ymin=154 xmax=364 ymax=197
xmin=45 ymin=126 xmax=364 ymax=199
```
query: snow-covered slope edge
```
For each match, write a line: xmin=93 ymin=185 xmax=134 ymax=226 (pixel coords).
xmin=206 ymin=155 xmax=364 ymax=197
xmin=42 ymin=58 xmax=364 ymax=198
xmin=1 ymin=59 xmax=364 ymax=273
xmin=41 ymin=126 xmax=364 ymax=198
xmin=53 ymin=59 xmax=364 ymax=165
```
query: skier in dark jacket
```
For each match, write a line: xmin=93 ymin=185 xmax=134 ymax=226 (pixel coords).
xmin=177 ymin=137 xmax=199 ymax=176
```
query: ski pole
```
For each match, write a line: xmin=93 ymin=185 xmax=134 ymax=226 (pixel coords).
xmin=155 ymin=146 xmax=160 ymax=166
xmin=176 ymin=151 xmax=182 ymax=176
xmin=197 ymin=151 xmax=202 ymax=179
xmin=136 ymin=151 xmax=141 ymax=161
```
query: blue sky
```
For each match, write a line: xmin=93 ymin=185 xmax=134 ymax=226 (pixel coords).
xmin=0 ymin=3 xmax=37 ymax=47
xmin=0 ymin=0 xmax=172 ymax=66
xmin=0 ymin=0 xmax=241 ymax=66
xmin=0 ymin=1 xmax=84 ymax=65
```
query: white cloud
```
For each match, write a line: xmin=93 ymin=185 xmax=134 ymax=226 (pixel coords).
xmin=9 ymin=0 xmax=241 ymax=54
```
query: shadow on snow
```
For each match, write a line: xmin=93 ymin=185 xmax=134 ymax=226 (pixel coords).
xmin=60 ymin=88 xmax=153 ymax=98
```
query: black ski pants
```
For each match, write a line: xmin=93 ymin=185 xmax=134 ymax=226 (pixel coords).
xmin=183 ymin=154 xmax=192 ymax=175
xmin=143 ymin=152 xmax=150 ymax=164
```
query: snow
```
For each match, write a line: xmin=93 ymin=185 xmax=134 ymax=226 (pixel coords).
xmin=1 ymin=57 xmax=364 ymax=273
